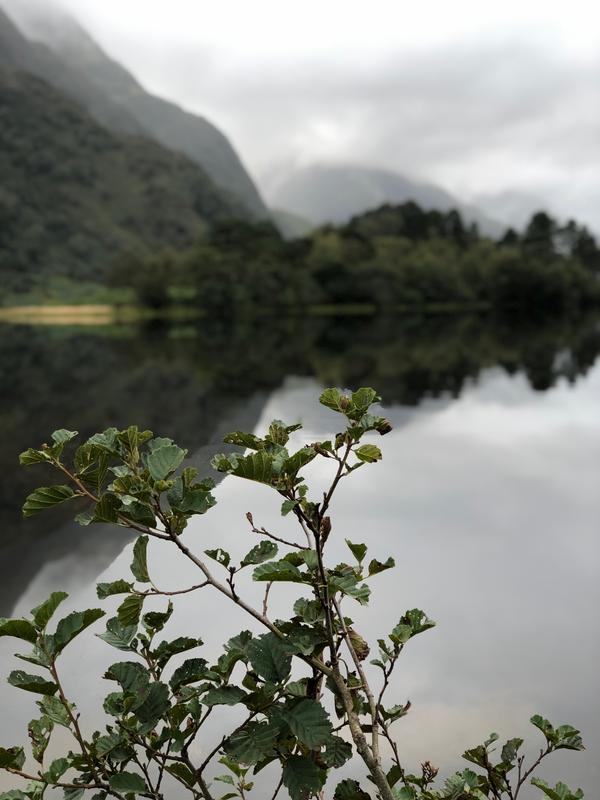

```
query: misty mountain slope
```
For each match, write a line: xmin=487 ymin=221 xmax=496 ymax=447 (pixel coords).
xmin=0 ymin=7 xmax=144 ymax=134
xmin=269 ymin=164 xmax=504 ymax=237
xmin=0 ymin=69 xmax=248 ymax=292
xmin=1 ymin=0 xmax=267 ymax=218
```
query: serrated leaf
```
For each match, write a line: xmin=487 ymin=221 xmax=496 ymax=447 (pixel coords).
xmin=37 ymin=696 xmax=71 ymax=727
xmin=319 ymin=388 xmax=348 ymax=413
xmin=205 ymin=548 xmax=231 ymax=568
xmin=285 ymin=699 xmax=333 ymax=747
xmin=8 ymin=671 xmax=57 ymax=695
xmin=117 ymin=594 xmax=144 ymax=627
xmin=225 ymin=722 xmax=279 ymax=765
xmin=97 ymin=618 xmax=138 ymax=652
xmin=53 ymin=609 xmax=105 ymax=654
xmin=346 ymin=540 xmax=368 ymax=563
xmin=323 ymin=736 xmax=353 ymax=768
xmin=51 ymin=430 xmax=78 ymax=446
xmin=166 ymin=763 xmax=196 ymax=787
xmin=355 ymin=444 xmax=382 ymax=463
xmin=0 ymin=618 xmax=38 ymax=644
xmin=108 ymin=772 xmax=147 ymax=794
xmin=28 ymin=716 xmax=53 ymax=762
xmin=334 ymin=779 xmax=371 ymax=799
xmin=44 ymin=757 xmax=69 ymax=782
xmin=240 ymin=541 xmax=278 ymax=567
xmin=293 ymin=597 xmax=325 ymax=624
xmin=169 ymin=658 xmax=209 ymax=691
xmin=281 ymin=499 xmax=298 ymax=516
xmin=23 ymin=486 xmax=75 ymax=517
xmin=223 ymin=431 xmax=263 ymax=450
xmin=367 ymin=557 xmax=395 ymax=576
xmin=231 ymin=451 xmax=274 ymax=485
xmin=282 ymin=755 xmax=324 ymax=800
xmin=134 ymin=682 xmax=170 ymax=723
xmin=147 ymin=444 xmax=187 ymax=481
xmin=19 ymin=449 xmax=51 ymax=466
xmin=203 ymin=686 xmax=247 ymax=706
xmin=97 ymin=580 xmax=133 ymax=599
xmin=253 ymin=560 xmax=305 ymax=583
xmin=247 ymin=633 xmax=293 ymax=683
xmin=92 ymin=494 xmax=120 ymax=524
xmin=390 ymin=609 xmax=436 ymax=644
xmin=131 ymin=536 xmax=150 ymax=583
xmin=31 ymin=592 xmax=69 ymax=630
xmin=0 ymin=747 xmax=26 ymax=770
xmin=153 ymin=637 xmax=202 ymax=670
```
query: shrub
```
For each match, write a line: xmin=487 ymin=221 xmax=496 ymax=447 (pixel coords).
xmin=0 ymin=388 xmax=585 ymax=800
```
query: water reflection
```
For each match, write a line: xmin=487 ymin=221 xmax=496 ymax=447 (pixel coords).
xmin=0 ymin=315 xmax=599 ymax=797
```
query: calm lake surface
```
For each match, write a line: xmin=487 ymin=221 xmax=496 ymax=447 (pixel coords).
xmin=0 ymin=314 xmax=598 ymax=797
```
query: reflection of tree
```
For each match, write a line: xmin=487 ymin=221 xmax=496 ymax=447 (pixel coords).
xmin=0 ymin=313 xmax=599 ymax=610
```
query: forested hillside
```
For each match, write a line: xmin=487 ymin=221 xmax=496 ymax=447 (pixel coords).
xmin=0 ymin=4 xmax=266 ymax=216
xmin=0 ymin=70 xmax=248 ymax=292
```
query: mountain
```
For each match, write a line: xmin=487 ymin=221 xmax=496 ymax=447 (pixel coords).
xmin=0 ymin=0 xmax=267 ymax=217
xmin=267 ymin=164 xmax=505 ymax=237
xmin=0 ymin=69 xmax=248 ymax=292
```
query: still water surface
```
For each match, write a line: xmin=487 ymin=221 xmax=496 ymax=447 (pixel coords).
xmin=0 ymin=315 xmax=598 ymax=796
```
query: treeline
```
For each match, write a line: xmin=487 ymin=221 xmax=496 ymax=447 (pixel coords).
xmin=109 ymin=202 xmax=600 ymax=317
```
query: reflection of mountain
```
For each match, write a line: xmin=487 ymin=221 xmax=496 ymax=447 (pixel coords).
xmin=2 ymin=312 xmax=600 ymax=614
xmin=0 ymin=68 xmax=250 ymax=291
xmin=0 ymin=1 xmax=266 ymax=217
xmin=267 ymin=164 xmax=505 ymax=237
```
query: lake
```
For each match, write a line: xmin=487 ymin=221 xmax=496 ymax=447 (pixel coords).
xmin=0 ymin=313 xmax=598 ymax=797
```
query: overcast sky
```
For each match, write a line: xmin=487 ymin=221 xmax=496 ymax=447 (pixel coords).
xmin=13 ymin=0 xmax=600 ymax=227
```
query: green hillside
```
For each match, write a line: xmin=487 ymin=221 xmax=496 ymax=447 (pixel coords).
xmin=0 ymin=4 xmax=267 ymax=217
xmin=0 ymin=69 xmax=248 ymax=293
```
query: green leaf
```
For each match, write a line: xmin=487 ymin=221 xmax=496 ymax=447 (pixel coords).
xmin=329 ymin=574 xmax=371 ymax=605
xmin=134 ymin=682 xmax=170 ymax=723
xmin=97 ymin=618 xmax=138 ymax=651
xmin=92 ymin=494 xmax=120 ymax=524
xmin=53 ymin=609 xmax=105 ymax=654
xmin=323 ymin=736 xmax=353 ymax=768
xmin=19 ymin=449 xmax=51 ymax=466
xmin=202 ymin=686 xmax=247 ymax=706
xmin=117 ymin=594 xmax=145 ymax=627
xmin=108 ymin=773 xmax=147 ymax=794
xmin=285 ymin=699 xmax=333 ymax=747
xmin=44 ymin=757 xmax=70 ymax=783
xmin=143 ymin=602 xmax=173 ymax=633
xmin=97 ymin=580 xmax=133 ymax=599
xmin=334 ymin=779 xmax=371 ymax=799
xmin=131 ymin=536 xmax=150 ymax=583
xmin=501 ymin=737 xmax=523 ymax=765
xmin=247 ymin=633 xmax=293 ymax=683
xmin=205 ymin=548 xmax=231 ymax=568
xmin=319 ymin=388 xmax=348 ymax=413
xmin=105 ymin=661 xmax=149 ymax=694
xmin=23 ymin=486 xmax=75 ymax=517
xmin=346 ymin=540 xmax=368 ymax=563
xmin=253 ymin=560 xmax=305 ymax=583
xmin=281 ymin=499 xmax=298 ymax=516
xmin=367 ymin=557 xmax=395 ymax=576
xmin=51 ymin=430 xmax=78 ymax=446
xmin=225 ymin=722 xmax=279 ymax=764
xmin=37 ymin=696 xmax=71 ymax=727
xmin=231 ymin=451 xmax=274 ymax=485
xmin=531 ymin=780 xmax=584 ymax=800
xmin=153 ymin=637 xmax=202 ymax=670
xmin=223 ymin=431 xmax=263 ymax=450
xmin=28 ymin=716 xmax=53 ymax=762
xmin=0 ymin=618 xmax=38 ymax=644
xmin=351 ymin=388 xmax=380 ymax=414
xmin=284 ymin=447 xmax=317 ymax=476
xmin=293 ymin=598 xmax=325 ymax=624
xmin=355 ymin=444 xmax=382 ymax=463
xmin=31 ymin=592 xmax=69 ymax=630
xmin=390 ymin=609 xmax=436 ymax=644
xmin=169 ymin=657 xmax=209 ymax=691
xmin=147 ymin=444 xmax=187 ymax=481
xmin=0 ymin=747 xmax=26 ymax=770
xmin=8 ymin=671 xmax=57 ymax=696
xmin=282 ymin=755 xmax=324 ymax=800
xmin=166 ymin=763 xmax=196 ymax=787
xmin=240 ymin=541 xmax=278 ymax=567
